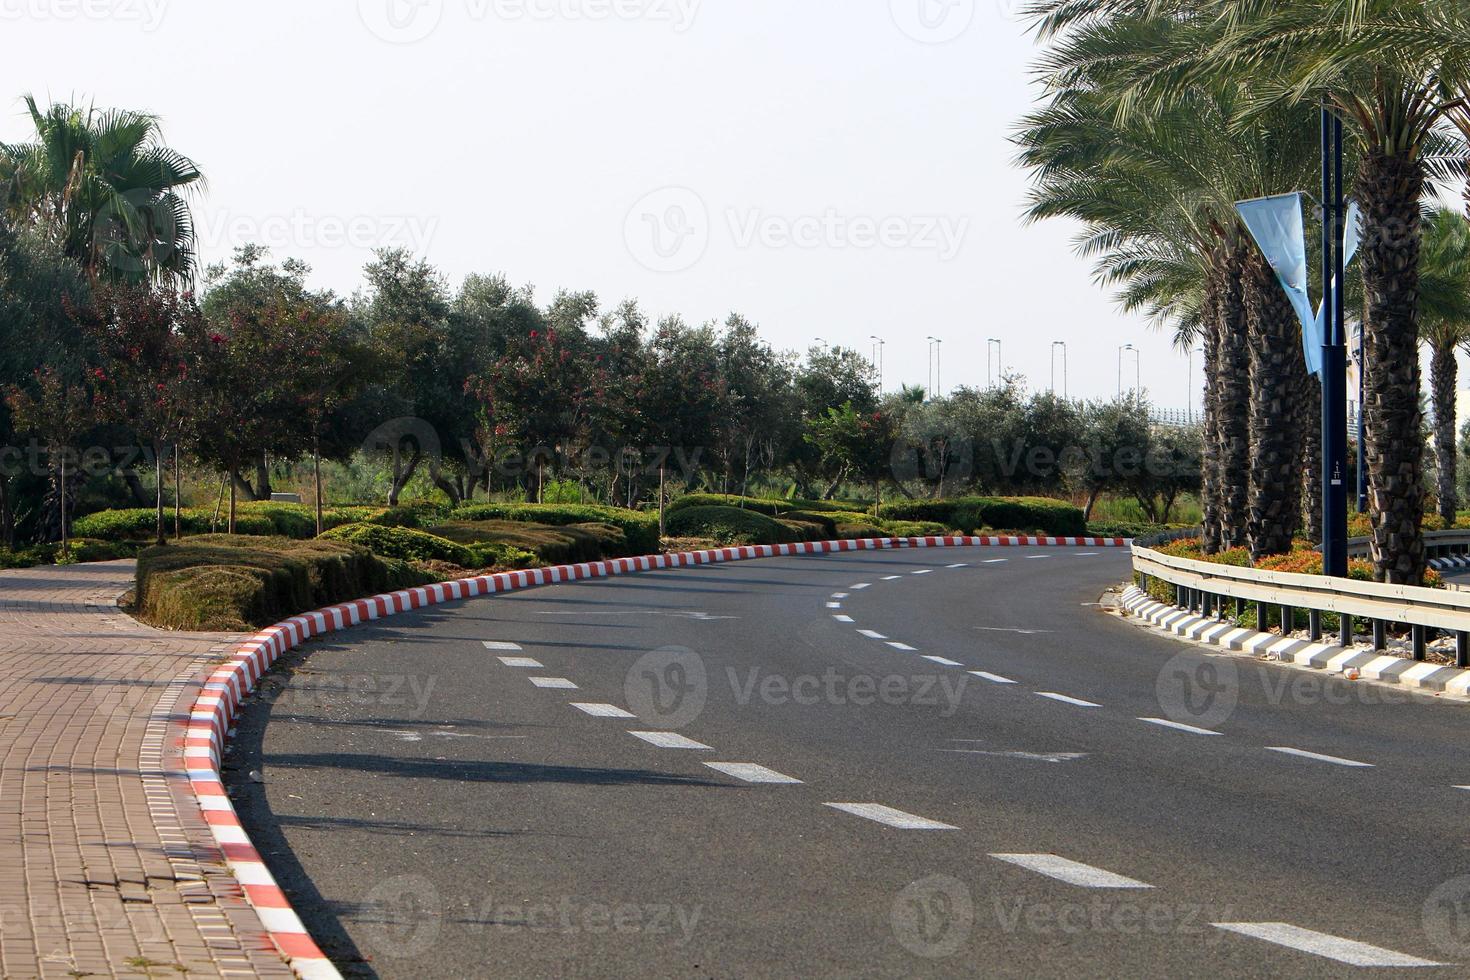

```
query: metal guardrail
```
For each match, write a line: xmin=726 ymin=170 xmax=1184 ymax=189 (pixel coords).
xmin=1344 ymin=531 xmax=1470 ymax=563
xmin=1133 ymin=537 xmax=1470 ymax=667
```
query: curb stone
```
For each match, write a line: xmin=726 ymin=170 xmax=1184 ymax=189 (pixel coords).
xmin=1119 ymin=585 xmax=1470 ymax=699
xmin=184 ymin=534 xmax=1129 ymax=976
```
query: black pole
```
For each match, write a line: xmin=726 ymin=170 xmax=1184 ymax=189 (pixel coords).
xmin=1321 ymin=107 xmax=1349 ymax=578
xmin=1356 ymin=310 xmax=1368 ymax=513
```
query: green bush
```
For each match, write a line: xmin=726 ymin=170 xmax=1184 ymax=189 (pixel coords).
xmin=449 ymin=503 xmax=658 ymax=555
xmin=781 ymin=511 xmax=838 ymax=535
xmin=775 ymin=518 xmax=827 ymax=542
xmin=320 ymin=523 xmax=478 ymax=567
xmin=72 ymin=508 xmax=276 ymax=540
xmin=365 ymin=506 xmax=429 ymax=529
xmin=135 ymin=535 xmax=435 ymax=631
xmin=665 ymin=506 xmax=791 ymax=545
xmin=836 ymin=522 xmax=887 ymax=539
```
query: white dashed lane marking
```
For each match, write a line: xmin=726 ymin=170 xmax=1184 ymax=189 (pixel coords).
xmin=823 ymin=803 xmax=958 ymax=830
xmin=851 ymin=583 xmax=871 ymax=590
xmin=1211 ymin=923 xmax=1443 ymax=968
xmin=826 ymin=602 xmax=843 ymax=609
xmin=705 ymin=763 xmax=803 ymax=784
xmin=1139 ymin=717 xmax=1222 ymax=736
xmin=529 ymin=677 xmax=578 ymax=690
xmin=990 ymin=854 xmax=1152 ymax=889
xmin=923 ymin=656 xmax=962 ymax=666
xmin=912 ymin=569 xmax=933 ymax=575
xmin=1025 ymin=555 xmax=1052 ymax=560
xmin=888 ymin=642 xmax=918 ymax=652
xmin=628 ymin=731 xmax=713 ymax=750
xmin=947 ymin=563 xmax=968 ymax=569
xmin=571 ymin=703 xmax=636 ymax=718
xmin=882 ymin=575 xmax=903 ymax=581
xmin=982 ymin=559 xmax=1009 ymax=564
xmin=1035 ymin=692 xmax=1101 ymax=708
xmin=831 ymin=593 xmax=849 ymax=599
xmin=483 ymin=641 xmax=523 ymax=651
xmin=832 ymin=614 xmax=855 ymax=623
xmin=1267 ymin=747 xmax=1373 ymax=768
xmin=970 ymin=671 xmax=1017 ymax=685
xmin=858 ymin=630 xmax=888 ymax=640
xmin=497 ymin=657 xmax=543 ymax=668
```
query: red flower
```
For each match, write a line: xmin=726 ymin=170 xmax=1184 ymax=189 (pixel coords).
xmin=210 ymin=333 xmax=226 ymax=344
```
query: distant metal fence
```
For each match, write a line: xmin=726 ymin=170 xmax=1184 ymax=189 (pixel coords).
xmin=1149 ymin=406 xmax=1362 ymax=429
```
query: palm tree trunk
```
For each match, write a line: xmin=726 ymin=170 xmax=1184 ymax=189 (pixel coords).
xmin=1200 ymin=256 xmax=1225 ymax=554
xmin=1215 ymin=243 xmax=1251 ymax=550
xmin=1244 ymin=251 xmax=1298 ymax=560
xmin=1358 ymin=152 xmax=1427 ymax=584
xmin=1432 ymin=343 xmax=1458 ymax=524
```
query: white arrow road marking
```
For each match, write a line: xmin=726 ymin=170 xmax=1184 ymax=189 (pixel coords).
xmin=529 ymin=677 xmax=578 ymax=689
xmin=944 ymin=749 xmax=1088 ymax=763
xmin=1211 ymin=923 xmax=1443 ymax=968
xmin=975 ymin=627 xmax=1054 ymax=636
xmin=1267 ymin=747 xmax=1373 ymax=768
xmin=923 ymin=656 xmax=962 ymax=666
xmin=571 ymin=703 xmax=636 ymax=718
xmin=990 ymin=854 xmax=1152 ymax=889
xmin=823 ymin=803 xmax=957 ymax=830
xmin=705 ymin=763 xmax=802 ymax=784
xmin=858 ymin=630 xmax=888 ymax=640
xmin=497 ymin=657 xmax=543 ymax=668
xmin=832 ymin=614 xmax=855 ymax=623
xmin=1139 ymin=717 xmax=1223 ymax=736
xmin=970 ymin=671 xmax=1017 ymax=684
xmin=483 ymin=641 xmax=522 ymax=651
xmin=628 ymin=731 xmax=713 ymax=750
xmin=1035 ymin=692 xmax=1101 ymax=708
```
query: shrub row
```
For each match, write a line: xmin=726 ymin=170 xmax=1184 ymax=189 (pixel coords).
xmin=135 ymin=535 xmax=436 ymax=631
xmin=431 ymin=520 xmax=613 ymax=566
xmin=449 ymin=503 xmax=658 ymax=555
xmin=72 ymin=502 xmax=394 ymax=541
xmin=877 ymin=496 xmax=1085 ymax=536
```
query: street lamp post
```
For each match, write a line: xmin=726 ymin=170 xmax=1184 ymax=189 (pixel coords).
xmin=870 ymin=335 xmax=885 ymax=392
xmin=1118 ymin=344 xmax=1138 ymax=399
xmin=1321 ymin=104 xmax=1349 ymax=579
xmin=1051 ymin=341 xmax=1068 ymax=398
xmin=926 ymin=336 xmax=943 ymax=398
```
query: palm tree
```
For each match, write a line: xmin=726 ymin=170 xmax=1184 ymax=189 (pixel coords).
xmin=0 ymin=95 xmax=203 ymax=283
xmin=1419 ymin=208 xmax=1470 ymax=523
xmin=1017 ymin=11 xmax=1321 ymax=559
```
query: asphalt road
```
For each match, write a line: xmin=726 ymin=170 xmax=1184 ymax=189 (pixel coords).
xmin=225 ymin=546 xmax=1470 ymax=978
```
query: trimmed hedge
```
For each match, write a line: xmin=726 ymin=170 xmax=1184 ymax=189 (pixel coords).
xmin=72 ymin=502 xmax=402 ymax=542
xmin=448 ymin=503 xmax=658 ymax=556
xmin=882 ymin=521 xmax=951 ymax=538
xmin=135 ymin=535 xmax=434 ymax=631
xmin=666 ymin=494 xmax=874 ymax=518
xmin=877 ymin=497 xmax=1085 ymax=536
xmin=665 ymin=506 xmax=792 ymax=545
xmin=432 ymin=520 xmax=621 ymax=566
xmin=320 ymin=523 xmax=478 ymax=567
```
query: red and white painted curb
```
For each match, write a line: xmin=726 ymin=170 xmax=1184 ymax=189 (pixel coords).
xmin=179 ymin=534 xmax=1127 ymax=977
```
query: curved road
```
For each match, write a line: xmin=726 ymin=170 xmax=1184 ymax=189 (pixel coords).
xmin=226 ymin=547 xmax=1470 ymax=978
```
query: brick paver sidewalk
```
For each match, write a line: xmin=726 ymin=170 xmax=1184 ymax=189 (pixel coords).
xmin=0 ymin=560 xmax=294 ymax=979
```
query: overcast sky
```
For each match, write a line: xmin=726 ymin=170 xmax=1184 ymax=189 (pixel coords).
xmin=3 ymin=0 xmax=1245 ymax=409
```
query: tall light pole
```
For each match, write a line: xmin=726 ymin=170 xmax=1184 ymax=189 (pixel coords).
xmin=870 ymin=335 xmax=885 ymax=392
xmin=1051 ymin=341 xmax=1068 ymax=398
xmin=926 ymin=336 xmax=943 ymax=398
xmin=1118 ymin=344 xmax=1138 ymax=399
xmin=1321 ymin=103 xmax=1348 ymax=578
xmin=986 ymin=338 xmax=1002 ymax=388
xmin=1187 ymin=346 xmax=1203 ymax=422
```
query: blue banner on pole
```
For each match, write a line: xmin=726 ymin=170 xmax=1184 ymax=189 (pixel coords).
xmin=1235 ymin=195 xmax=1360 ymax=378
